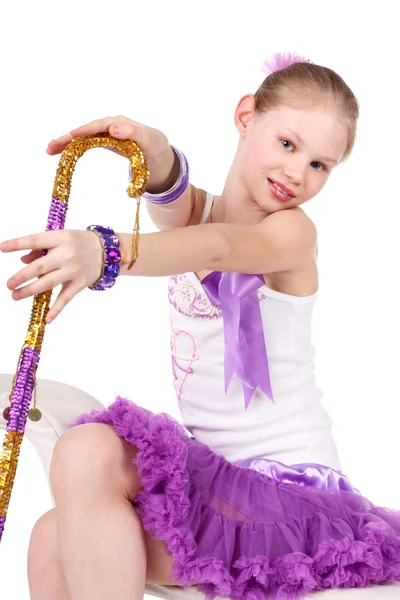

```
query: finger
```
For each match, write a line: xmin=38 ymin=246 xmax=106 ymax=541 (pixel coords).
xmin=70 ymin=116 xmax=124 ymax=137
xmin=46 ymin=281 xmax=81 ymax=324
xmin=110 ymin=123 xmax=152 ymax=152
xmin=10 ymin=269 xmax=67 ymax=301
xmin=46 ymin=132 xmax=75 ymax=154
xmin=7 ymin=248 xmax=69 ymax=290
xmin=7 ymin=252 xmax=59 ymax=290
xmin=46 ymin=117 xmax=122 ymax=154
xmin=20 ymin=250 xmax=42 ymax=264
xmin=0 ymin=231 xmax=63 ymax=253
xmin=108 ymin=122 xmax=136 ymax=139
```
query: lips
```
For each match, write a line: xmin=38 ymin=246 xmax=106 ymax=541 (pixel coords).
xmin=268 ymin=178 xmax=295 ymax=197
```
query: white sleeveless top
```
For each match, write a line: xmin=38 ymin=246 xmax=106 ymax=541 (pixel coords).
xmin=168 ymin=194 xmax=341 ymax=469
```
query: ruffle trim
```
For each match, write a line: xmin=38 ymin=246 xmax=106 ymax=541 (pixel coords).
xmin=68 ymin=397 xmax=400 ymax=600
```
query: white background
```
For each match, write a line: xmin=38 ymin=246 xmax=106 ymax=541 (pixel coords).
xmin=0 ymin=1 xmax=399 ymax=598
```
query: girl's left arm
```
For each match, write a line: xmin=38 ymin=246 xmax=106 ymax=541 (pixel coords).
xmin=120 ymin=206 xmax=317 ymax=276
xmin=0 ymin=207 xmax=315 ymax=323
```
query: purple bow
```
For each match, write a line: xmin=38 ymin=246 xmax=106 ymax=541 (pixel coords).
xmin=202 ymin=271 xmax=274 ymax=410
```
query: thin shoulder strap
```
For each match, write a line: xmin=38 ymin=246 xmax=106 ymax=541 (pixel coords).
xmin=200 ymin=193 xmax=214 ymax=224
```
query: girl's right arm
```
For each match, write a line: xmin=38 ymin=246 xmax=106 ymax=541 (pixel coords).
xmin=47 ymin=115 xmax=201 ymax=230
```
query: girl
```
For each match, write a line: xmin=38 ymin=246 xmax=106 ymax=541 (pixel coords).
xmin=2 ymin=53 xmax=400 ymax=600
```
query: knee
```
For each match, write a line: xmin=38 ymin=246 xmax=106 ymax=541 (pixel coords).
xmin=30 ymin=507 xmax=57 ymax=540
xmin=50 ymin=423 xmax=116 ymax=484
xmin=28 ymin=508 xmax=58 ymax=572
xmin=50 ymin=423 xmax=140 ymax=500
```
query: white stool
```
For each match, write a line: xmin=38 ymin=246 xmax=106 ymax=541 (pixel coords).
xmin=0 ymin=373 xmax=398 ymax=599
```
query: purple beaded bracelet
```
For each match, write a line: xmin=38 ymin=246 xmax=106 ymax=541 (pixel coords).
xmin=86 ymin=225 xmax=122 ymax=290
xmin=129 ymin=145 xmax=189 ymax=205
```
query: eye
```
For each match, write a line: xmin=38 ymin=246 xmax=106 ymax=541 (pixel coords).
xmin=311 ymin=161 xmax=325 ymax=171
xmin=281 ymin=138 xmax=293 ymax=150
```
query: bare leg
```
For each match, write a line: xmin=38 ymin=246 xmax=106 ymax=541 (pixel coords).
xmin=49 ymin=423 xmax=148 ymax=600
xmin=27 ymin=505 xmax=174 ymax=600
xmin=27 ymin=508 xmax=71 ymax=600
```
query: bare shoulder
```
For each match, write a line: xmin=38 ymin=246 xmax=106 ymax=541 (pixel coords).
xmin=259 ymin=206 xmax=317 ymax=264
xmin=263 ymin=206 xmax=317 ymax=241
xmin=261 ymin=207 xmax=319 ymax=296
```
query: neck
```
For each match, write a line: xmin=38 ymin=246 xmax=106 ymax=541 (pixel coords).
xmin=212 ymin=162 xmax=270 ymax=225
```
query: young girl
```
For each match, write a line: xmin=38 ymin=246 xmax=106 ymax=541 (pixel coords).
xmin=2 ymin=53 xmax=400 ymax=600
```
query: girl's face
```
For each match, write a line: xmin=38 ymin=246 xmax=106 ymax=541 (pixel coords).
xmin=234 ymin=97 xmax=349 ymax=213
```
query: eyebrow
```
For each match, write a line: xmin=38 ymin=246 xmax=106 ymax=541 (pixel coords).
xmin=284 ymin=128 xmax=338 ymax=164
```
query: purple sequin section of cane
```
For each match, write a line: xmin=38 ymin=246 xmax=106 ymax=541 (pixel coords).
xmin=7 ymin=196 xmax=67 ymax=435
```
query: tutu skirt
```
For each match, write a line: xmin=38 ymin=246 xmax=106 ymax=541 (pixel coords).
xmin=67 ymin=397 xmax=400 ymax=600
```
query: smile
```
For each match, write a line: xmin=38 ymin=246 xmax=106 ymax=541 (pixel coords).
xmin=268 ymin=179 xmax=295 ymax=202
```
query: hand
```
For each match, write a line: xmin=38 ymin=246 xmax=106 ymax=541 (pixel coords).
xmin=46 ymin=115 xmax=169 ymax=162
xmin=0 ymin=230 xmax=103 ymax=324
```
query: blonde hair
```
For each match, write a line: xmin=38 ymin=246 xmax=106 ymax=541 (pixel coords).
xmin=254 ymin=62 xmax=359 ymax=163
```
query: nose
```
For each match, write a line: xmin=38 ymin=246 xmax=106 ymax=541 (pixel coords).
xmin=282 ymin=159 xmax=306 ymax=184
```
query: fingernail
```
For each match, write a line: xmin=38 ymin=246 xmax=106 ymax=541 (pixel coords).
xmin=0 ymin=241 xmax=7 ymax=251
xmin=112 ymin=125 xmax=120 ymax=135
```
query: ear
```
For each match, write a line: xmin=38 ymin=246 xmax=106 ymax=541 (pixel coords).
xmin=234 ymin=94 xmax=256 ymax=138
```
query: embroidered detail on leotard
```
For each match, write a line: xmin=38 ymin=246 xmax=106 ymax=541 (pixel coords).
xmin=169 ymin=318 xmax=199 ymax=399
xmin=168 ymin=274 xmax=222 ymax=318
xmin=168 ymin=274 xmax=266 ymax=319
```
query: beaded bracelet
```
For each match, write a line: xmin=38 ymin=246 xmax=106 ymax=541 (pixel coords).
xmin=129 ymin=145 xmax=189 ymax=205
xmin=86 ymin=225 xmax=122 ymax=290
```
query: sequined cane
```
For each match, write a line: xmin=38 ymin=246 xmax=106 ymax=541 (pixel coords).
xmin=0 ymin=135 xmax=149 ymax=540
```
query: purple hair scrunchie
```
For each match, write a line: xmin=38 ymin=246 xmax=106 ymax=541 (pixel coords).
xmin=261 ymin=51 xmax=312 ymax=76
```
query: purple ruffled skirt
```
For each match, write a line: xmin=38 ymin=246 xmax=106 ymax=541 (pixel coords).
xmin=67 ymin=397 xmax=400 ymax=600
